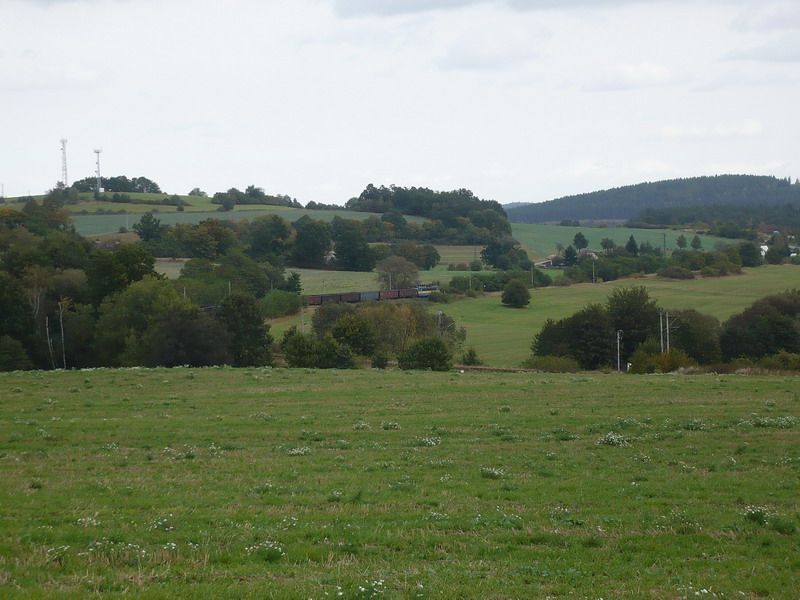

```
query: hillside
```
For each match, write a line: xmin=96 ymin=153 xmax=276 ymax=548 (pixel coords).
xmin=506 ymin=175 xmax=800 ymax=223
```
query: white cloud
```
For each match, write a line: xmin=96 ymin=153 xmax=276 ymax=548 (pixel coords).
xmin=731 ymin=3 xmax=800 ymax=32
xmin=660 ymin=120 xmax=763 ymax=141
xmin=581 ymin=62 xmax=685 ymax=92
xmin=726 ymin=35 xmax=800 ymax=62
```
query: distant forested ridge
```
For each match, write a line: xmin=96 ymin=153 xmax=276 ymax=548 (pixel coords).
xmin=506 ymin=175 xmax=800 ymax=223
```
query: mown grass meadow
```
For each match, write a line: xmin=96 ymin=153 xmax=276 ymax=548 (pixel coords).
xmin=0 ymin=368 xmax=798 ymax=598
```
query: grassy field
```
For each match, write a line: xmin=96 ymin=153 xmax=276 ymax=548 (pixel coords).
xmin=441 ymin=265 xmax=800 ymax=367
xmin=271 ymin=265 xmax=800 ymax=367
xmin=1 ymin=368 xmax=798 ymax=598
xmin=511 ymin=223 xmax=738 ymax=260
xmin=72 ymin=207 xmax=426 ymax=236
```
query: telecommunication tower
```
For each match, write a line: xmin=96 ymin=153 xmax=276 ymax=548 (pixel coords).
xmin=60 ymin=139 xmax=68 ymax=187
xmin=93 ymin=148 xmax=103 ymax=193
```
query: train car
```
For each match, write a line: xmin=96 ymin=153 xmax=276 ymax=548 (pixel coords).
xmin=415 ymin=284 xmax=440 ymax=298
xmin=379 ymin=290 xmax=400 ymax=300
xmin=361 ymin=290 xmax=379 ymax=301
xmin=320 ymin=293 xmax=342 ymax=304
xmin=306 ymin=295 xmax=322 ymax=306
xmin=340 ymin=292 xmax=361 ymax=303
xmin=398 ymin=288 xmax=418 ymax=299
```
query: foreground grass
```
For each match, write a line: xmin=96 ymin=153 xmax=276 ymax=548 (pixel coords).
xmin=0 ymin=368 xmax=798 ymax=598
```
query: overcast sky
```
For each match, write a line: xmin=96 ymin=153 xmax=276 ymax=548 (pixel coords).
xmin=1 ymin=0 xmax=798 ymax=204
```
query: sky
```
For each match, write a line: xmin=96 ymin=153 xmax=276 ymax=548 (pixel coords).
xmin=1 ymin=0 xmax=798 ymax=205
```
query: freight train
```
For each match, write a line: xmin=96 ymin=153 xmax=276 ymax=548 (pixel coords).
xmin=304 ymin=284 xmax=439 ymax=306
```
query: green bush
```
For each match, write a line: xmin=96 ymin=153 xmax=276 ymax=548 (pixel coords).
xmin=398 ymin=337 xmax=452 ymax=371
xmin=630 ymin=348 xmax=696 ymax=374
xmin=658 ymin=265 xmax=694 ymax=280
xmin=461 ymin=347 xmax=482 ymax=366
xmin=371 ymin=351 xmax=389 ymax=369
xmin=0 ymin=336 xmax=33 ymax=371
xmin=757 ymin=352 xmax=800 ymax=371
xmin=501 ymin=279 xmax=530 ymax=308
xmin=259 ymin=290 xmax=301 ymax=319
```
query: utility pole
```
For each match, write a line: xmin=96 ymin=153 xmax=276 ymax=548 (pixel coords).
xmin=60 ymin=139 xmax=68 ymax=187
xmin=663 ymin=232 xmax=667 ymax=255
xmin=616 ymin=330 xmax=623 ymax=372
xmin=659 ymin=311 xmax=664 ymax=353
xmin=93 ymin=148 xmax=103 ymax=195
xmin=665 ymin=312 xmax=671 ymax=352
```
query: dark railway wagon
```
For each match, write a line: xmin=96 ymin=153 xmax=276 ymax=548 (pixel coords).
xmin=340 ymin=292 xmax=361 ymax=303
xmin=379 ymin=290 xmax=400 ymax=300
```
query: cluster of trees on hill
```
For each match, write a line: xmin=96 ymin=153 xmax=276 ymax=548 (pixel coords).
xmin=345 ymin=185 xmax=511 ymax=243
xmin=0 ymin=201 xmax=276 ymax=370
xmin=553 ymin=232 xmax=767 ymax=283
xmin=0 ymin=197 xmax=473 ymax=371
xmin=72 ymin=175 xmax=162 ymax=194
xmin=134 ymin=212 xmax=443 ymax=278
xmin=211 ymin=186 xmax=301 ymax=211
xmin=280 ymin=302 xmax=464 ymax=371
xmin=506 ymin=175 xmax=800 ymax=223
xmin=527 ymin=287 xmax=800 ymax=372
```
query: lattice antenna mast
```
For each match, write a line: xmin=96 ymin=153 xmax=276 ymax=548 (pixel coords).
xmin=93 ymin=148 xmax=103 ymax=194
xmin=60 ymin=139 xmax=68 ymax=187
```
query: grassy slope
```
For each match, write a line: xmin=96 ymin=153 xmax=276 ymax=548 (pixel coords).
xmin=445 ymin=265 xmax=800 ymax=366
xmin=1 ymin=368 xmax=797 ymax=598
xmin=511 ymin=223 xmax=736 ymax=260
xmin=72 ymin=206 xmax=424 ymax=236
xmin=271 ymin=266 xmax=800 ymax=367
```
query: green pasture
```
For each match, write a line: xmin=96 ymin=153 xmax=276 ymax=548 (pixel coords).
xmin=270 ymin=265 xmax=800 ymax=367
xmin=1 ymin=368 xmax=798 ymax=598
xmin=434 ymin=245 xmax=482 ymax=266
xmin=444 ymin=265 xmax=800 ymax=367
xmin=511 ymin=223 xmax=737 ymax=260
xmin=287 ymin=268 xmax=464 ymax=296
xmin=72 ymin=206 xmax=425 ymax=236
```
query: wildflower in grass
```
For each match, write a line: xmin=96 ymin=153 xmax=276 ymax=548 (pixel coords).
xmin=288 ymin=446 xmax=310 ymax=456
xmin=742 ymin=505 xmax=772 ymax=525
xmin=426 ymin=511 xmax=448 ymax=522
xmin=148 ymin=514 xmax=175 ymax=531
xmin=353 ymin=578 xmax=386 ymax=599
xmin=381 ymin=421 xmax=401 ymax=430
xmin=596 ymin=431 xmax=629 ymax=447
xmin=480 ymin=466 xmax=505 ymax=479
xmin=414 ymin=436 xmax=441 ymax=447
xmin=244 ymin=540 xmax=285 ymax=562
xmin=328 ymin=490 xmax=344 ymax=502
xmin=352 ymin=421 xmax=371 ymax=430
xmin=76 ymin=514 xmax=100 ymax=527
xmin=162 ymin=542 xmax=177 ymax=552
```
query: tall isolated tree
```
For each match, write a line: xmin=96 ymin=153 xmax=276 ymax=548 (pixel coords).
xmin=563 ymin=245 xmax=578 ymax=266
xmin=573 ymin=232 xmax=589 ymax=250
xmin=676 ymin=234 xmax=687 ymax=249
xmin=607 ymin=286 xmax=659 ymax=360
xmin=625 ymin=235 xmax=639 ymax=256
xmin=376 ymin=256 xmax=419 ymax=290
xmin=691 ymin=235 xmax=703 ymax=250
xmin=291 ymin=217 xmax=332 ymax=268
xmin=216 ymin=293 xmax=273 ymax=366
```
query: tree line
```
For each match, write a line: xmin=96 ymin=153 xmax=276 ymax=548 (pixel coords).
xmin=527 ymin=287 xmax=800 ymax=372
